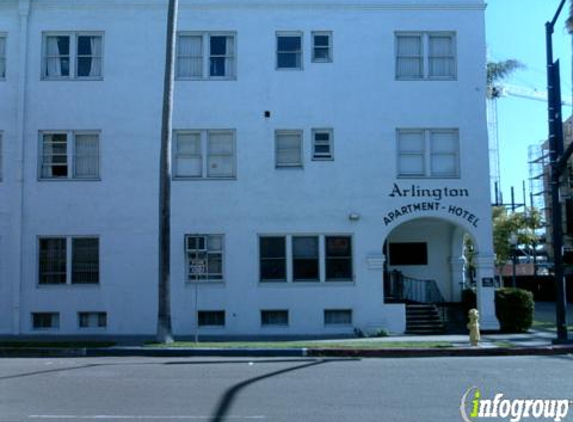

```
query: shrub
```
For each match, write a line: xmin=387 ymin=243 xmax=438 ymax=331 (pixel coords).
xmin=495 ymin=288 xmax=534 ymax=333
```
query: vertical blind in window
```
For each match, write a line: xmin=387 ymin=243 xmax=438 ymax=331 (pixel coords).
xmin=74 ymin=134 xmax=99 ymax=178
xmin=177 ymin=35 xmax=203 ymax=78
xmin=396 ymin=35 xmax=422 ymax=78
xmin=428 ymin=35 xmax=455 ymax=78
xmin=430 ymin=130 xmax=458 ymax=177
xmin=397 ymin=130 xmax=425 ymax=176
xmin=276 ymin=132 xmax=302 ymax=166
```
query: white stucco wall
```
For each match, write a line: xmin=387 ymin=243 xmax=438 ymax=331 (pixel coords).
xmin=0 ymin=0 xmax=492 ymax=336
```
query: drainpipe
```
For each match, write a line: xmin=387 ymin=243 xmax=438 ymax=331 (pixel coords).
xmin=13 ymin=0 xmax=30 ymax=335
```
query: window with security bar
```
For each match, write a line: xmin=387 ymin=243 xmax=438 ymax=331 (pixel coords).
xmin=40 ymin=131 xmax=100 ymax=180
xmin=39 ymin=237 xmax=99 ymax=285
xmin=312 ymin=129 xmax=333 ymax=161
xmin=185 ymin=234 xmax=223 ymax=282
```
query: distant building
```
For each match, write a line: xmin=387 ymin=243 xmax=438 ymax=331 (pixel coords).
xmin=0 ymin=0 xmax=498 ymax=336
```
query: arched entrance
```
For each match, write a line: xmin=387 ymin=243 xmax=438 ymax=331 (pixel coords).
xmin=383 ymin=217 xmax=474 ymax=305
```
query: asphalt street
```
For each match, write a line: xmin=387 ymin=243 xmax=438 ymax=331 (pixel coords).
xmin=1 ymin=355 xmax=572 ymax=422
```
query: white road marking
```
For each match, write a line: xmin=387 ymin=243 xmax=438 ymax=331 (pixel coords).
xmin=29 ymin=416 xmax=266 ymax=420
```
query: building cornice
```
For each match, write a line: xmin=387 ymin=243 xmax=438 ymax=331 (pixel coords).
xmin=27 ymin=0 xmax=486 ymax=12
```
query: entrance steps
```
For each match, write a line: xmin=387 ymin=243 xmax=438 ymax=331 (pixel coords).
xmin=405 ymin=303 xmax=445 ymax=335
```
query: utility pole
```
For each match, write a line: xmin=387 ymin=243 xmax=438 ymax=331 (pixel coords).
xmin=157 ymin=0 xmax=179 ymax=343
xmin=546 ymin=0 xmax=570 ymax=343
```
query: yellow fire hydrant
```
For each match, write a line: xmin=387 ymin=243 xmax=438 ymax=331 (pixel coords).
xmin=467 ymin=309 xmax=481 ymax=347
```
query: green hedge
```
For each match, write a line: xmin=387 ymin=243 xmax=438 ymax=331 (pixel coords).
xmin=495 ymin=288 xmax=534 ymax=333
xmin=462 ymin=287 xmax=534 ymax=333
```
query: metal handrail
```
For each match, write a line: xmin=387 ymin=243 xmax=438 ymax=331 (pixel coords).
xmin=385 ymin=271 xmax=445 ymax=303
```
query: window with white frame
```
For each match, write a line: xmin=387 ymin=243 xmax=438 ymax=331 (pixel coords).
xmin=177 ymin=32 xmax=236 ymax=79
xmin=32 ymin=312 xmax=60 ymax=330
xmin=324 ymin=309 xmax=352 ymax=325
xmin=39 ymin=131 xmax=100 ymax=180
xmin=42 ymin=32 xmax=103 ymax=79
xmin=275 ymin=130 xmax=303 ymax=167
xmin=185 ymin=234 xmax=223 ymax=282
xmin=312 ymin=31 xmax=332 ymax=63
xmin=276 ymin=32 xmax=302 ymax=69
xmin=78 ymin=312 xmax=107 ymax=329
xmin=312 ymin=129 xmax=333 ymax=160
xmin=38 ymin=237 xmax=99 ymax=285
xmin=261 ymin=310 xmax=289 ymax=326
xmin=397 ymin=129 xmax=459 ymax=178
xmin=259 ymin=235 xmax=353 ymax=282
xmin=395 ymin=32 xmax=456 ymax=80
xmin=174 ymin=130 xmax=235 ymax=179
xmin=0 ymin=35 xmax=6 ymax=79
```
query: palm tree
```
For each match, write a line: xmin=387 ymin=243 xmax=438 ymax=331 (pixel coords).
xmin=486 ymin=59 xmax=524 ymax=98
xmin=157 ymin=0 xmax=179 ymax=343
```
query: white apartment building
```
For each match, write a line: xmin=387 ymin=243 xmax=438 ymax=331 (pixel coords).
xmin=0 ymin=0 xmax=499 ymax=337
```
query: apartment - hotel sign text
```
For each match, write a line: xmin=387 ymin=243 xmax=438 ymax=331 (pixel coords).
xmin=384 ymin=183 xmax=479 ymax=227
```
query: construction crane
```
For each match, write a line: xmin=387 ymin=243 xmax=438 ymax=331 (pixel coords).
xmin=492 ymin=83 xmax=573 ymax=106
xmin=488 ymin=83 xmax=573 ymax=205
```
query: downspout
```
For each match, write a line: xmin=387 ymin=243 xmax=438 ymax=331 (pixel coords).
xmin=13 ymin=0 xmax=30 ymax=335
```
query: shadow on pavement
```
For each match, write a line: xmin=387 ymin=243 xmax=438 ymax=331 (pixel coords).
xmin=208 ymin=358 xmax=355 ymax=422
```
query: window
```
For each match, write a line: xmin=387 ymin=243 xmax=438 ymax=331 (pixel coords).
xmin=0 ymin=35 xmax=6 ymax=79
xmin=395 ymin=32 xmax=456 ymax=80
xmin=397 ymin=129 xmax=459 ymax=178
xmin=198 ymin=311 xmax=225 ymax=327
xmin=292 ymin=236 xmax=319 ymax=281
xmin=312 ymin=31 xmax=332 ymax=63
xmin=312 ymin=129 xmax=333 ymax=160
xmin=38 ymin=237 xmax=99 ymax=285
xmin=39 ymin=131 xmax=100 ymax=180
xmin=42 ymin=33 xmax=103 ymax=79
xmin=325 ymin=236 xmax=353 ymax=281
xmin=389 ymin=242 xmax=428 ymax=266
xmin=185 ymin=235 xmax=223 ymax=282
xmin=275 ymin=130 xmax=303 ymax=168
xmin=259 ymin=235 xmax=353 ymax=282
xmin=177 ymin=33 xmax=236 ymax=79
xmin=276 ymin=32 xmax=302 ymax=69
xmin=261 ymin=310 xmax=289 ymax=326
xmin=324 ymin=309 xmax=352 ymax=325
xmin=260 ymin=237 xmax=286 ymax=281
xmin=174 ymin=130 xmax=235 ymax=179
xmin=78 ymin=312 xmax=107 ymax=329
xmin=32 ymin=312 xmax=60 ymax=330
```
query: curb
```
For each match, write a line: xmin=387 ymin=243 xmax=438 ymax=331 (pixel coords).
xmin=1 ymin=345 xmax=572 ymax=358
